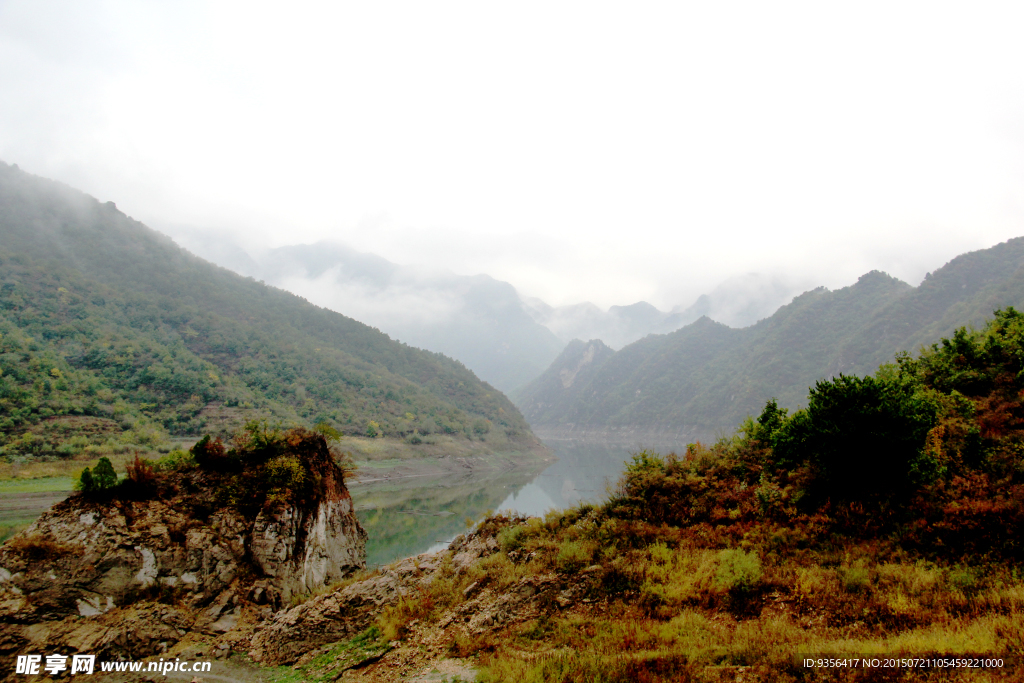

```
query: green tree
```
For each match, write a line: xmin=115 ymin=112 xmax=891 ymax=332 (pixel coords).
xmin=755 ymin=398 xmax=787 ymax=444
xmin=76 ymin=467 xmax=95 ymax=492
xmin=772 ymin=373 xmax=937 ymax=501
xmin=313 ymin=421 xmax=343 ymax=442
xmin=92 ymin=457 xmax=118 ymax=489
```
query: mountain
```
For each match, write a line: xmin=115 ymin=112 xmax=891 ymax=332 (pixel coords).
xmin=167 ymin=232 xmax=565 ymax=394
xmin=0 ymin=161 xmax=540 ymax=459
xmin=172 ymin=225 xmax=803 ymax=389
xmin=514 ymin=238 xmax=1024 ymax=443
xmin=669 ymin=272 xmax=802 ymax=329
xmin=522 ymin=273 xmax=801 ymax=350
xmin=522 ymin=299 xmax=673 ymax=350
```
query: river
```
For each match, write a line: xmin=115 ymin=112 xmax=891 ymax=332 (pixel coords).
xmin=0 ymin=438 xmax=693 ymax=567
xmin=350 ymin=436 xmax=692 ymax=567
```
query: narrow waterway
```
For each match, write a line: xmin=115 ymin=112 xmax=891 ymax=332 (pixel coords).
xmin=350 ymin=437 xmax=692 ymax=567
xmin=0 ymin=439 xmax=694 ymax=568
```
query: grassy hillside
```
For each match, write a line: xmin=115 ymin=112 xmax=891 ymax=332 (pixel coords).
xmin=0 ymin=162 xmax=538 ymax=466
xmin=312 ymin=311 xmax=1024 ymax=682
xmin=516 ymin=239 xmax=1024 ymax=441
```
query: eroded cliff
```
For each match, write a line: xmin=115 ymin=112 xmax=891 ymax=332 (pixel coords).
xmin=0 ymin=427 xmax=365 ymax=669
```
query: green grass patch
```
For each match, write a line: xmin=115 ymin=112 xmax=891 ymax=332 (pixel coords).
xmin=0 ymin=477 xmax=75 ymax=493
xmin=269 ymin=627 xmax=390 ymax=683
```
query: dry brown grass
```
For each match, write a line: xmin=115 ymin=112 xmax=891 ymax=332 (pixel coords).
xmin=356 ymin=508 xmax=1024 ymax=682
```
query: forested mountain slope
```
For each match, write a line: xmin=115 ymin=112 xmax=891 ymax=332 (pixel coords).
xmin=0 ymin=162 xmax=538 ymax=459
xmin=515 ymin=238 xmax=1024 ymax=442
xmin=247 ymin=241 xmax=565 ymax=393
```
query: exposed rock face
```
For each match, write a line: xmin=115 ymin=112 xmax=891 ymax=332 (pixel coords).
xmin=246 ymin=446 xmax=367 ymax=600
xmin=249 ymin=531 xmax=501 ymax=666
xmin=0 ymin=429 xmax=365 ymax=672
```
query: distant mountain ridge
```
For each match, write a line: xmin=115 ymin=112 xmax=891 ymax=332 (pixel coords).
xmin=522 ymin=273 xmax=800 ymax=350
xmin=513 ymin=238 xmax=1024 ymax=443
xmin=171 ymin=229 xmax=801 ymax=391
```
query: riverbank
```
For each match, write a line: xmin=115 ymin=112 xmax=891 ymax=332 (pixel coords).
xmin=532 ymin=426 xmax=713 ymax=450
xmin=0 ymin=438 xmax=555 ymax=543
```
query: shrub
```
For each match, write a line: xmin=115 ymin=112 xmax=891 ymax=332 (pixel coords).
xmin=497 ymin=524 xmax=527 ymax=553
xmin=313 ymin=421 xmax=343 ymax=442
xmin=158 ymin=448 xmax=196 ymax=471
xmin=472 ymin=418 xmax=491 ymax=436
xmin=262 ymin=455 xmax=306 ymax=499
xmin=639 ymin=545 xmax=720 ymax=610
xmin=755 ymin=398 xmax=788 ymax=443
xmin=125 ymin=454 xmax=157 ymax=488
xmin=794 ymin=566 xmax=830 ymax=600
xmin=839 ymin=564 xmax=871 ymax=592
xmin=771 ymin=373 xmax=938 ymax=502
xmin=556 ymin=540 xmax=593 ymax=573
xmin=57 ymin=435 xmax=89 ymax=458
xmin=74 ymin=457 xmax=118 ymax=493
xmin=190 ymin=434 xmax=227 ymax=469
xmin=947 ymin=566 xmax=978 ymax=591
xmin=7 ymin=535 xmax=71 ymax=561
xmin=714 ymin=549 xmax=762 ymax=592
xmin=74 ymin=467 xmax=94 ymax=492
xmin=236 ymin=419 xmax=285 ymax=456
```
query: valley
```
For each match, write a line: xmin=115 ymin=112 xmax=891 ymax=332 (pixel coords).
xmin=2 ymin=164 xmax=1024 ymax=681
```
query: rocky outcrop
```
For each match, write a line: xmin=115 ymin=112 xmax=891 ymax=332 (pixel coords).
xmin=249 ymin=531 xmax=501 ymax=665
xmin=0 ymin=429 xmax=366 ymax=671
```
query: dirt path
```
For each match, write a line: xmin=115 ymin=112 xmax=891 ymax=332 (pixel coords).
xmin=0 ymin=490 xmax=68 ymax=517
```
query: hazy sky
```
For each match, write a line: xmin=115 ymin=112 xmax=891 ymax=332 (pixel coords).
xmin=2 ymin=2 xmax=1023 ymax=309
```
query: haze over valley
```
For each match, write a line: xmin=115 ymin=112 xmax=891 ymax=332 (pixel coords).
xmin=4 ymin=3 xmax=1024 ymax=680
xmin=168 ymin=228 xmax=808 ymax=393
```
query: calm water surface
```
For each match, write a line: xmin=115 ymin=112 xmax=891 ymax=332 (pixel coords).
xmin=0 ymin=440 xmax=693 ymax=568
xmin=351 ymin=437 xmax=691 ymax=567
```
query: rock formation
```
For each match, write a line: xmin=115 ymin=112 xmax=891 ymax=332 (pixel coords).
xmin=249 ymin=529 xmax=503 ymax=665
xmin=0 ymin=428 xmax=365 ymax=671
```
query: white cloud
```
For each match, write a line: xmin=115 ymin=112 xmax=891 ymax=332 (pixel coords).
xmin=2 ymin=1 xmax=1023 ymax=308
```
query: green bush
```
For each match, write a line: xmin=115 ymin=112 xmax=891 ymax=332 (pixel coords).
xmin=714 ymin=549 xmax=762 ymax=592
xmin=472 ymin=418 xmax=491 ymax=436
xmin=497 ymin=525 xmax=527 ymax=553
xmin=314 ymin=421 xmax=343 ymax=442
xmin=158 ymin=448 xmax=196 ymax=471
xmin=556 ymin=540 xmax=593 ymax=573
xmin=263 ymin=455 xmax=306 ymax=490
xmin=947 ymin=567 xmax=977 ymax=591
xmin=92 ymin=457 xmax=118 ymax=489
xmin=771 ymin=372 xmax=938 ymax=501
xmin=839 ymin=564 xmax=871 ymax=592
xmin=75 ymin=467 xmax=94 ymax=492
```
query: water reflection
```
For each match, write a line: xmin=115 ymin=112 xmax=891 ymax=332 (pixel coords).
xmin=351 ymin=438 xmax=690 ymax=566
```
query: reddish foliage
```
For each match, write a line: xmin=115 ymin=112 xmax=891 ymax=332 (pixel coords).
xmin=125 ymin=454 xmax=157 ymax=488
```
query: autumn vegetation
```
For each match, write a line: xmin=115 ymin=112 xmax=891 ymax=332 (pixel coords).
xmin=70 ymin=420 xmax=356 ymax=523
xmin=325 ymin=310 xmax=1024 ymax=682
